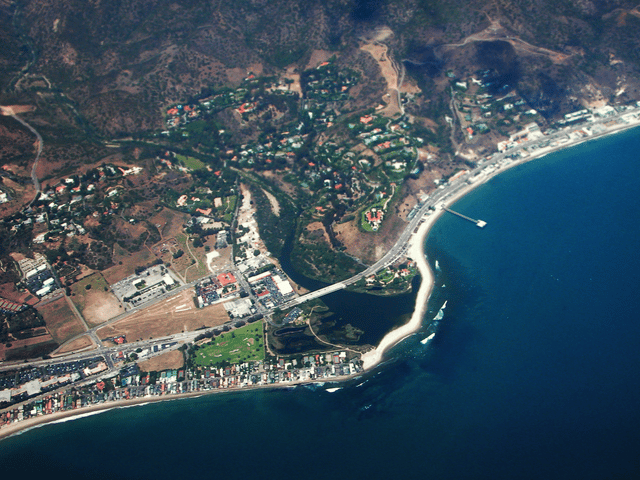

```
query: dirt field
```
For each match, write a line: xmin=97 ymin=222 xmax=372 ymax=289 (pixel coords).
xmin=53 ymin=335 xmax=96 ymax=356
xmin=149 ymin=207 xmax=190 ymax=241
xmin=0 ymin=176 xmax=36 ymax=216
xmin=361 ymin=43 xmax=398 ymax=89
xmin=262 ymin=188 xmax=280 ymax=216
xmin=96 ymin=289 xmax=230 ymax=342
xmin=0 ymin=333 xmax=55 ymax=361
xmin=138 ymin=350 xmax=184 ymax=372
xmin=306 ymin=50 xmax=334 ymax=70
xmin=360 ymin=41 xmax=404 ymax=117
xmin=0 ymin=105 xmax=36 ymax=115
xmin=0 ymin=282 xmax=38 ymax=305
xmin=37 ymin=297 xmax=87 ymax=344
xmin=102 ymin=245 xmax=156 ymax=284
xmin=70 ymin=273 xmax=122 ymax=326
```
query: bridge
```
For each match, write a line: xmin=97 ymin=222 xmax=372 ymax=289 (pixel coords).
xmin=282 ymin=282 xmax=347 ymax=309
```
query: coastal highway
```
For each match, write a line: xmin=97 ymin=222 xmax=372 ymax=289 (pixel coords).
xmin=8 ymin=107 xmax=639 ymax=373
xmin=281 ymin=106 xmax=640 ymax=309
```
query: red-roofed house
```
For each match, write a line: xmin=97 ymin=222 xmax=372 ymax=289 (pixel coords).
xmin=217 ymin=272 xmax=236 ymax=286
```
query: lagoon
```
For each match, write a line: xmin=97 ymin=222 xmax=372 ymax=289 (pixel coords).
xmin=2 ymin=128 xmax=640 ymax=479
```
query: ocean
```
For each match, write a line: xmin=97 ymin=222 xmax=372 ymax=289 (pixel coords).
xmin=2 ymin=128 xmax=640 ymax=479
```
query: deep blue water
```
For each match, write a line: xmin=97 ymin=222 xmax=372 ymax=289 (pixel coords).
xmin=3 ymin=128 xmax=640 ymax=479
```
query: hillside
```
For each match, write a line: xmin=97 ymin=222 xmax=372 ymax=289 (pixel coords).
xmin=2 ymin=0 xmax=640 ymax=286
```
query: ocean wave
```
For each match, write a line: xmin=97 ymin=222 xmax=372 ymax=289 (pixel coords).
xmin=49 ymin=408 xmax=114 ymax=425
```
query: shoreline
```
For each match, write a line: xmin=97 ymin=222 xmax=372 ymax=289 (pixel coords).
xmin=2 ymin=117 xmax=639 ymax=441
xmin=361 ymin=117 xmax=640 ymax=370
xmin=0 ymin=372 xmax=356 ymax=441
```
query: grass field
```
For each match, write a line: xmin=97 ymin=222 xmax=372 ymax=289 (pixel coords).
xmin=376 ymin=268 xmax=395 ymax=283
xmin=70 ymin=273 xmax=109 ymax=311
xmin=69 ymin=273 xmax=122 ymax=326
xmin=194 ymin=323 xmax=264 ymax=367
xmin=176 ymin=154 xmax=206 ymax=171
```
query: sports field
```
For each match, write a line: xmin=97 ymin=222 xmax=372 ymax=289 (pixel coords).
xmin=193 ymin=323 xmax=264 ymax=367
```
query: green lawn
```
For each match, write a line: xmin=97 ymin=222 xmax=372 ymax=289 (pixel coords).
xmin=376 ymin=268 xmax=395 ymax=283
xmin=175 ymin=154 xmax=206 ymax=171
xmin=194 ymin=323 xmax=265 ymax=367
xmin=360 ymin=200 xmax=386 ymax=232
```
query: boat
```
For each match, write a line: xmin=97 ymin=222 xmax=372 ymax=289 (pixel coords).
xmin=420 ymin=333 xmax=435 ymax=345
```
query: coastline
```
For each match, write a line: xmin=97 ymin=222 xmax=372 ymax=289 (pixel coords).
xmin=2 ymin=117 xmax=639 ymax=442
xmin=361 ymin=117 xmax=640 ymax=370
xmin=0 ymin=373 xmax=356 ymax=441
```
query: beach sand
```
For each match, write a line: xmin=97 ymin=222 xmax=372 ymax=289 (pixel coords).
xmin=362 ymin=116 xmax=640 ymax=370
xmin=0 ymin=373 xmax=357 ymax=441
xmin=2 ymin=115 xmax=639 ymax=440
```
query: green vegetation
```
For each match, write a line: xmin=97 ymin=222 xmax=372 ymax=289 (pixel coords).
xmin=175 ymin=154 xmax=206 ymax=170
xmin=193 ymin=323 xmax=264 ymax=367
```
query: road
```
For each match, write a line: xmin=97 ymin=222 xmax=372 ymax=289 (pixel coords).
xmin=53 ymin=277 xmax=204 ymax=351
xmin=9 ymin=114 xmax=42 ymax=201
xmin=7 ymin=107 xmax=638 ymax=377
xmin=281 ymin=108 xmax=640 ymax=309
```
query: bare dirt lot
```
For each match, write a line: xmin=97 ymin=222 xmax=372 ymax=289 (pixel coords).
xmin=37 ymin=297 xmax=87 ymax=344
xmin=0 ymin=105 xmax=36 ymax=115
xmin=138 ymin=350 xmax=184 ymax=372
xmin=53 ymin=335 xmax=96 ymax=356
xmin=360 ymin=41 xmax=402 ymax=116
xmin=0 ymin=282 xmax=38 ymax=305
xmin=102 ymin=244 xmax=156 ymax=284
xmin=96 ymin=289 xmax=230 ymax=342
xmin=0 ymin=334 xmax=55 ymax=361
xmin=70 ymin=273 xmax=122 ymax=326
xmin=149 ymin=207 xmax=190 ymax=241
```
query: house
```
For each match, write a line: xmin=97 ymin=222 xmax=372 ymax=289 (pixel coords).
xmin=217 ymin=272 xmax=236 ymax=286
xmin=196 ymin=208 xmax=212 ymax=216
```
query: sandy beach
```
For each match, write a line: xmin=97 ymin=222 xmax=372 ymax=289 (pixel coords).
xmin=0 ymin=373 xmax=357 ymax=441
xmin=361 ymin=116 xmax=640 ymax=370
xmin=2 ymin=115 xmax=639 ymax=441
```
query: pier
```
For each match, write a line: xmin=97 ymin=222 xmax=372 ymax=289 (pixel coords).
xmin=444 ymin=207 xmax=487 ymax=228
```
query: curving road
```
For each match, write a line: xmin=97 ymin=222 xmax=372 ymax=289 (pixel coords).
xmin=10 ymin=114 xmax=42 ymax=201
